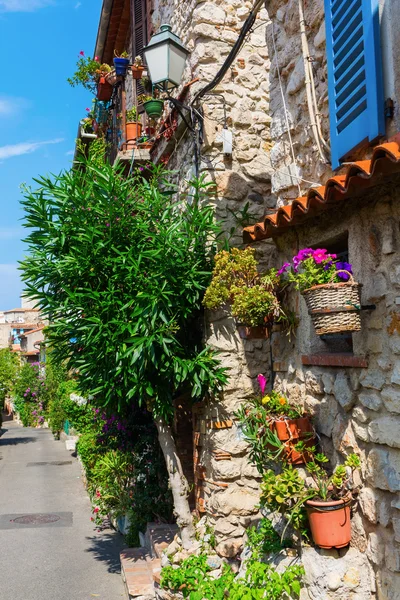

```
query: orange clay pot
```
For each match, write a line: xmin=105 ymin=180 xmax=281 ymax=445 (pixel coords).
xmin=270 ymin=416 xmax=315 ymax=465
xmin=126 ymin=122 xmax=143 ymax=149
xmin=131 ymin=65 xmax=145 ymax=80
xmin=97 ymin=77 xmax=113 ymax=101
xmin=305 ymin=496 xmax=352 ymax=549
xmin=237 ymin=325 xmax=270 ymax=340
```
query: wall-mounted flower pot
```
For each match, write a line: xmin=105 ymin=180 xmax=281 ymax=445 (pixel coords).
xmin=126 ymin=121 xmax=143 ymax=149
xmin=97 ymin=77 xmax=113 ymax=101
xmin=106 ymin=70 xmax=118 ymax=86
xmin=305 ymin=496 xmax=352 ymax=549
xmin=143 ymin=99 xmax=164 ymax=119
xmin=131 ymin=65 xmax=144 ymax=80
xmin=237 ymin=325 xmax=270 ymax=340
xmin=302 ymin=272 xmax=362 ymax=335
xmin=113 ymin=57 xmax=130 ymax=76
xmin=270 ymin=416 xmax=315 ymax=465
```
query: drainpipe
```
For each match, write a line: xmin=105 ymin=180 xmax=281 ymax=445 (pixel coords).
xmin=94 ymin=0 xmax=114 ymax=61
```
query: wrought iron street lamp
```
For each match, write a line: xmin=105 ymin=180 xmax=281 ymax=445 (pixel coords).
xmin=143 ymin=24 xmax=189 ymax=92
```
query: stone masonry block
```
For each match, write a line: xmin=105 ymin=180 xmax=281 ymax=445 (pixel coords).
xmin=360 ymin=369 xmax=386 ymax=390
xmin=385 ymin=544 xmax=400 ymax=572
xmin=393 ymin=517 xmax=400 ymax=543
xmin=333 ymin=372 xmax=354 ymax=410
xmin=368 ymin=416 xmax=400 ymax=448
xmin=358 ymin=391 xmax=382 ymax=411
xmin=367 ymin=447 xmax=400 ymax=492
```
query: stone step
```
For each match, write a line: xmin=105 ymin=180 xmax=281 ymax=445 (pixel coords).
xmin=143 ymin=523 xmax=179 ymax=558
xmin=121 ymin=548 xmax=162 ymax=599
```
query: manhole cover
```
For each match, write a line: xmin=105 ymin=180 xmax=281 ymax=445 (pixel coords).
xmin=11 ymin=514 xmax=61 ymax=525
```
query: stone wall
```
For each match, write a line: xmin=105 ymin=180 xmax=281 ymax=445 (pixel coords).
xmin=145 ymin=0 xmax=277 ymax=559
xmin=265 ymin=182 xmax=400 ymax=600
xmin=124 ymin=1 xmax=400 ymax=597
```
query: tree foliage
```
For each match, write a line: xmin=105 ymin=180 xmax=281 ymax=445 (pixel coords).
xmin=20 ymin=157 xmax=227 ymax=420
xmin=0 ymin=348 xmax=19 ymax=402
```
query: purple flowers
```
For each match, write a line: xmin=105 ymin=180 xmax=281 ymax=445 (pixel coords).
xmin=277 ymin=247 xmax=354 ymax=291
xmin=277 ymin=262 xmax=290 ymax=276
xmin=336 ymin=261 xmax=352 ymax=281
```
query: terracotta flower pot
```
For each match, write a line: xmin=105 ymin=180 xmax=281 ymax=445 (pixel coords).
xmin=131 ymin=65 xmax=144 ymax=79
xmin=270 ymin=416 xmax=315 ymax=465
xmin=305 ymin=496 xmax=352 ymax=549
xmin=237 ymin=325 xmax=270 ymax=340
xmin=126 ymin=122 xmax=143 ymax=149
xmin=97 ymin=77 xmax=113 ymax=101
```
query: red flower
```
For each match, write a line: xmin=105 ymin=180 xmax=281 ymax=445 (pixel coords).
xmin=79 ymin=50 xmax=85 ymax=56
xmin=86 ymin=108 xmax=90 ymax=112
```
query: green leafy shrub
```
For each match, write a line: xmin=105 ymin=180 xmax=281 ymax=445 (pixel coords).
xmin=161 ymin=550 xmax=304 ymax=600
xmin=14 ymin=362 xmax=46 ymax=427
xmin=67 ymin=51 xmax=108 ymax=94
xmin=76 ymin=431 xmax=100 ymax=482
xmin=203 ymin=248 xmax=283 ymax=327
xmin=0 ymin=348 xmax=19 ymax=403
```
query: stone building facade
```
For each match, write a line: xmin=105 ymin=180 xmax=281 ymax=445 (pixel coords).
xmin=93 ymin=0 xmax=400 ymax=598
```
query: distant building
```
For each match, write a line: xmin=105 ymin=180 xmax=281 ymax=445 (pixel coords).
xmin=0 ymin=296 xmax=45 ymax=351
xmin=19 ymin=326 xmax=45 ymax=363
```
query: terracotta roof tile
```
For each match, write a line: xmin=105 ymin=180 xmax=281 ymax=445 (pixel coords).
xmin=243 ymin=139 xmax=400 ymax=243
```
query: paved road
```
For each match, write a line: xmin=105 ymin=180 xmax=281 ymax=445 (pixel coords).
xmin=0 ymin=418 xmax=126 ymax=600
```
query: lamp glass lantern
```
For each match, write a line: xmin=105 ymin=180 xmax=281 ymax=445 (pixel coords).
xmin=143 ymin=24 xmax=189 ymax=92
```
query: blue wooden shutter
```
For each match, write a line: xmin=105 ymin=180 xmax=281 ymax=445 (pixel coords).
xmin=324 ymin=0 xmax=385 ymax=168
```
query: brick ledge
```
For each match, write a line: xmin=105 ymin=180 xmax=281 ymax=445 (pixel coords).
xmin=301 ymin=354 xmax=368 ymax=368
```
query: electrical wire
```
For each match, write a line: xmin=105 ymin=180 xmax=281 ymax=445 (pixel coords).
xmin=192 ymin=0 xmax=265 ymax=106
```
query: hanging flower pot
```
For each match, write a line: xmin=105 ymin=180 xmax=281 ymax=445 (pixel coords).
xmin=302 ymin=271 xmax=362 ymax=335
xmin=305 ymin=495 xmax=352 ymax=549
xmin=237 ymin=325 xmax=270 ymax=340
xmin=131 ymin=64 xmax=145 ymax=80
xmin=143 ymin=99 xmax=164 ymax=119
xmin=270 ymin=415 xmax=315 ymax=465
xmin=106 ymin=70 xmax=118 ymax=86
xmin=113 ymin=57 xmax=130 ymax=76
xmin=97 ymin=76 xmax=113 ymax=101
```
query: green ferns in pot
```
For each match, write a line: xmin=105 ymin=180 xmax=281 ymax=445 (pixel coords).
xmin=203 ymin=248 xmax=285 ymax=337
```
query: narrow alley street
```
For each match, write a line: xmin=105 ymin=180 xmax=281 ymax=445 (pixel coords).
xmin=0 ymin=418 xmax=126 ymax=600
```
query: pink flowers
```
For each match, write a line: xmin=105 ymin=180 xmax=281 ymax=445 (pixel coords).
xmin=93 ymin=507 xmax=99 ymax=514
xmin=257 ymin=374 xmax=267 ymax=396
xmin=95 ymin=56 xmax=99 ymax=61
xmin=79 ymin=50 xmax=85 ymax=56
xmin=86 ymin=108 xmax=90 ymax=112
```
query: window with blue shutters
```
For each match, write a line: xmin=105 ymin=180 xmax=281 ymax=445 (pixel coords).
xmin=324 ymin=0 xmax=385 ymax=169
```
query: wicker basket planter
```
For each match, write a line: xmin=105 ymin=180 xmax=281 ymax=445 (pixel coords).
xmin=302 ymin=271 xmax=362 ymax=335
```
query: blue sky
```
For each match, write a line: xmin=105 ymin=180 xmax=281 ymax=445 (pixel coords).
xmin=0 ymin=0 xmax=100 ymax=310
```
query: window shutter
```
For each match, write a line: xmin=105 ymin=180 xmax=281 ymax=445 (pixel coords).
xmin=132 ymin=0 xmax=149 ymax=97
xmin=324 ymin=0 xmax=385 ymax=168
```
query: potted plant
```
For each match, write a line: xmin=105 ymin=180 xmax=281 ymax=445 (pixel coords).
xmin=304 ymin=453 xmax=360 ymax=549
xmin=143 ymin=97 xmax=164 ymax=120
xmin=113 ymin=50 xmax=130 ymax=76
xmin=96 ymin=64 xmax=113 ymax=101
xmin=203 ymin=248 xmax=285 ymax=339
xmin=278 ymin=249 xmax=362 ymax=335
xmin=125 ymin=107 xmax=142 ymax=149
xmin=68 ymin=51 xmax=103 ymax=94
xmin=260 ymin=453 xmax=361 ymax=548
xmin=131 ymin=55 xmax=145 ymax=80
xmin=236 ymin=376 xmax=315 ymax=467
